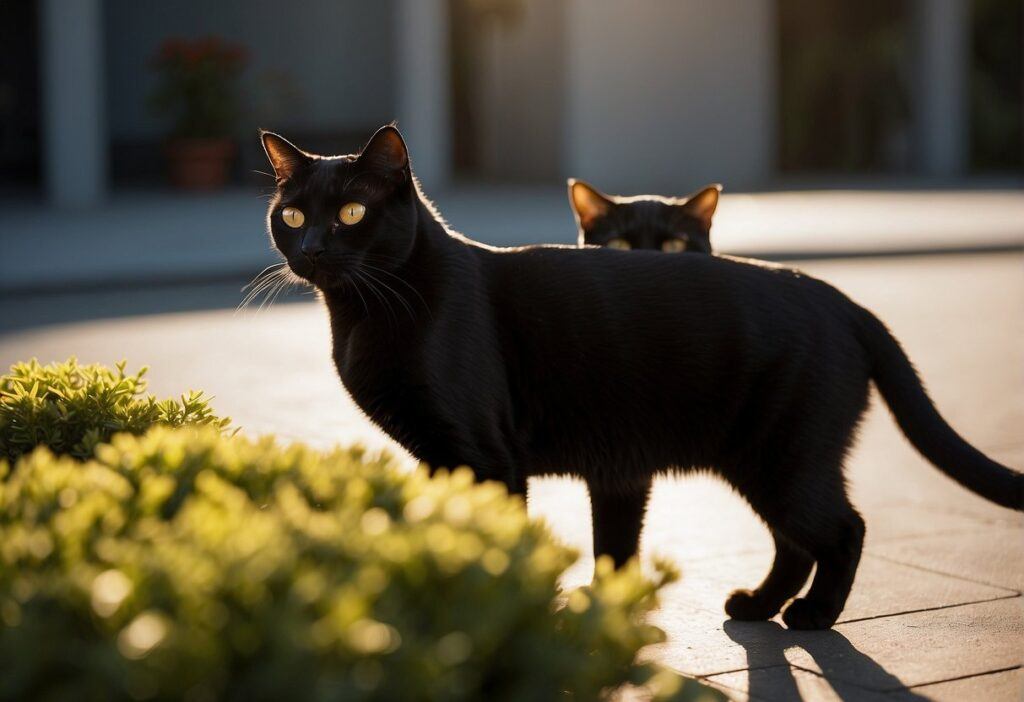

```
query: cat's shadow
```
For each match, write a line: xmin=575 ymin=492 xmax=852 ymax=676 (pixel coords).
xmin=721 ymin=619 xmax=932 ymax=701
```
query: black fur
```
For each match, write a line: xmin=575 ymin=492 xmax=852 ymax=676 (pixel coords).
xmin=261 ymin=126 xmax=1024 ymax=630
xmin=567 ymin=182 xmax=720 ymax=578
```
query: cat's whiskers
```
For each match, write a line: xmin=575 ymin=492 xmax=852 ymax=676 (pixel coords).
xmin=237 ymin=263 xmax=296 ymax=313
xmin=246 ymin=275 xmax=284 ymax=312
xmin=355 ymin=266 xmax=416 ymax=321
xmin=237 ymin=266 xmax=283 ymax=312
xmin=355 ymin=258 xmax=431 ymax=318
xmin=343 ymin=274 xmax=371 ymax=317
xmin=242 ymin=262 xmax=287 ymax=288
xmin=260 ymin=273 xmax=292 ymax=312
xmin=351 ymin=268 xmax=399 ymax=329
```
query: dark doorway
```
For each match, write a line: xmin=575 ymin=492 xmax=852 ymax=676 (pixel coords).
xmin=0 ymin=0 xmax=42 ymax=194
xmin=449 ymin=0 xmax=565 ymax=182
xmin=777 ymin=0 xmax=914 ymax=174
xmin=970 ymin=0 xmax=1023 ymax=173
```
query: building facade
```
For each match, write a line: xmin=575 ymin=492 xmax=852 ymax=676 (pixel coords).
xmin=8 ymin=0 xmax=1019 ymax=207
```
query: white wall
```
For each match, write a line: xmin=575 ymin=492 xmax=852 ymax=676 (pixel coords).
xmin=564 ymin=0 xmax=775 ymax=192
xmin=42 ymin=0 xmax=107 ymax=206
xmin=913 ymin=0 xmax=968 ymax=176
xmin=396 ymin=0 xmax=451 ymax=188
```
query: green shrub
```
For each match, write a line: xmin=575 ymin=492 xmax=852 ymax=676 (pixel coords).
xmin=0 ymin=428 xmax=720 ymax=701
xmin=0 ymin=362 xmax=721 ymax=701
xmin=0 ymin=358 xmax=229 ymax=462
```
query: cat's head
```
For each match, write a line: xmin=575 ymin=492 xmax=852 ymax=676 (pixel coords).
xmin=261 ymin=125 xmax=416 ymax=290
xmin=568 ymin=180 xmax=721 ymax=253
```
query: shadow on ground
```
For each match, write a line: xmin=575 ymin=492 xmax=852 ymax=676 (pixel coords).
xmin=722 ymin=620 xmax=932 ymax=701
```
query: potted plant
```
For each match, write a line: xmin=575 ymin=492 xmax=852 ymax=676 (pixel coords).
xmin=150 ymin=36 xmax=247 ymax=190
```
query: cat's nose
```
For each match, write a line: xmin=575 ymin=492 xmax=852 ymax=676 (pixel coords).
xmin=300 ymin=225 xmax=327 ymax=262
xmin=301 ymin=242 xmax=324 ymax=262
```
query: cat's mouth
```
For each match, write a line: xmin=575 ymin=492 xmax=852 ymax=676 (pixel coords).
xmin=287 ymin=258 xmax=347 ymax=291
xmin=286 ymin=258 xmax=316 ymax=283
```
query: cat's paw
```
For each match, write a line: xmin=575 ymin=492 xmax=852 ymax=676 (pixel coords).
xmin=724 ymin=589 xmax=779 ymax=621
xmin=781 ymin=598 xmax=837 ymax=630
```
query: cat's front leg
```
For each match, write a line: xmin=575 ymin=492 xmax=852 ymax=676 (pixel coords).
xmin=453 ymin=449 xmax=527 ymax=500
xmin=725 ymin=530 xmax=813 ymax=620
xmin=586 ymin=478 xmax=652 ymax=570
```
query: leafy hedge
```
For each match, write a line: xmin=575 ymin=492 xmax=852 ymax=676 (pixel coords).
xmin=0 ymin=359 xmax=228 ymax=462
xmin=0 ymin=360 xmax=721 ymax=701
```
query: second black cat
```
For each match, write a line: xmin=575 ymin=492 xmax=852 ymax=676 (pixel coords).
xmin=569 ymin=179 xmax=721 ymax=253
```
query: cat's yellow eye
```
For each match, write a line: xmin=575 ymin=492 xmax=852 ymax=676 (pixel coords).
xmin=281 ymin=207 xmax=305 ymax=228
xmin=339 ymin=202 xmax=366 ymax=225
xmin=662 ymin=238 xmax=688 ymax=253
xmin=607 ymin=238 xmax=631 ymax=250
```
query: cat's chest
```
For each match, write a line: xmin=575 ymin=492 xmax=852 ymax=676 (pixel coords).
xmin=330 ymin=325 xmax=440 ymax=446
xmin=333 ymin=327 xmax=412 ymax=398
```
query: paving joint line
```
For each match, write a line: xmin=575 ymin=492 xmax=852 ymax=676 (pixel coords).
xmin=835 ymin=593 xmax=1020 ymax=626
xmin=784 ymin=662 xmax=1024 ymax=695
xmin=693 ymin=660 xmax=1024 ymax=696
xmin=903 ymin=664 xmax=1022 ymax=691
xmin=697 ymin=663 xmax=789 ymax=680
xmin=780 ymin=663 xmax=911 ymax=694
xmin=863 ymin=551 xmax=1023 ymax=594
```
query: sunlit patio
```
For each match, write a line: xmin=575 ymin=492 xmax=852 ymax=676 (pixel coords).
xmin=3 ymin=250 xmax=1021 ymax=701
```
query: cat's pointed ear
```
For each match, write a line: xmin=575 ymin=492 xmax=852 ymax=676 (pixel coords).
xmin=680 ymin=184 xmax=722 ymax=230
xmin=358 ymin=124 xmax=409 ymax=180
xmin=568 ymin=179 xmax=613 ymax=230
xmin=260 ymin=131 xmax=310 ymax=182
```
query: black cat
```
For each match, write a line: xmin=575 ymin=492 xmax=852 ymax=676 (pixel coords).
xmin=260 ymin=125 xmax=1022 ymax=630
xmin=568 ymin=179 xmax=721 ymax=253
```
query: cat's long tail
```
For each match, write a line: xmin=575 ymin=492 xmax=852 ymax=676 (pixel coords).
xmin=856 ymin=308 xmax=1023 ymax=510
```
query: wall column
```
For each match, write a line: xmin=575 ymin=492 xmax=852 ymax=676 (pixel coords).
xmin=915 ymin=0 xmax=969 ymax=177
xmin=41 ymin=0 xmax=107 ymax=207
xmin=395 ymin=0 xmax=451 ymax=190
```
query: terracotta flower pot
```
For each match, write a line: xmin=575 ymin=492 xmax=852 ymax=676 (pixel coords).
xmin=166 ymin=138 xmax=236 ymax=190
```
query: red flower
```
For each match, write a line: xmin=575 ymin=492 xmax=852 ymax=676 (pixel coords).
xmin=151 ymin=35 xmax=248 ymax=70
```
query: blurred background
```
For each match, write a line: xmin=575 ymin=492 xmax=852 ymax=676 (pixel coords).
xmin=0 ymin=0 xmax=1021 ymax=329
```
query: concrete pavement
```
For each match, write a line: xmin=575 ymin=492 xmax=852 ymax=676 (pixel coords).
xmin=1 ymin=252 xmax=1022 ymax=700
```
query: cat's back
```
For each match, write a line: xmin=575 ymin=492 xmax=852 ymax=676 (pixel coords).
xmin=480 ymin=244 xmax=826 ymax=318
xmin=477 ymin=244 xmax=862 ymax=372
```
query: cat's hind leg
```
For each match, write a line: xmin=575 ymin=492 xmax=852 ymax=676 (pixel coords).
xmin=726 ymin=446 xmax=865 ymax=629
xmin=725 ymin=530 xmax=813 ymax=621
xmin=587 ymin=479 xmax=652 ymax=569
xmin=780 ymin=503 xmax=864 ymax=630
